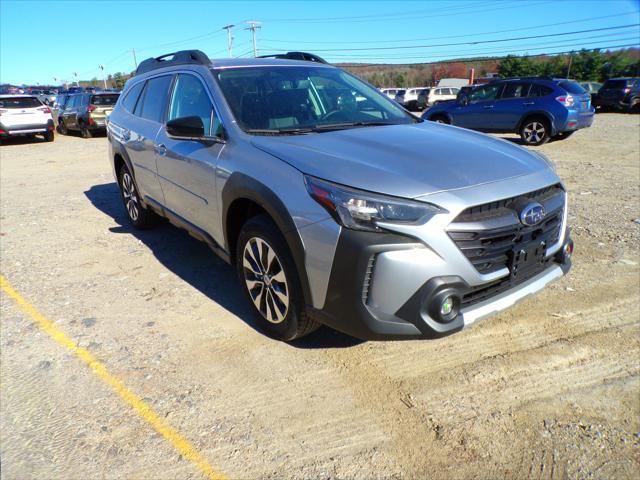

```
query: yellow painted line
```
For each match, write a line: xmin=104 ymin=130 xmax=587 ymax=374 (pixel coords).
xmin=0 ymin=275 xmax=225 ymax=480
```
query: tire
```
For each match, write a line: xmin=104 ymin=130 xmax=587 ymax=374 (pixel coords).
xmin=519 ymin=116 xmax=550 ymax=146
xmin=630 ymin=98 xmax=640 ymax=114
xmin=44 ymin=130 xmax=54 ymax=142
xmin=236 ymin=214 xmax=319 ymax=341
xmin=117 ymin=164 xmax=158 ymax=229
xmin=58 ymin=119 xmax=67 ymax=135
xmin=430 ymin=115 xmax=450 ymax=124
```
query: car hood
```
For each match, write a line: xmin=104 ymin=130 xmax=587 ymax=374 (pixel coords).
xmin=250 ymin=122 xmax=551 ymax=198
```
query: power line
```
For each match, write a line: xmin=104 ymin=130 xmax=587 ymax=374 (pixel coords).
xmin=263 ymin=24 xmax=639 ymax=53
xmin=338 ymin=43 xmax=640 ymax=67
xmin=261 ymin=1 xmax=553 ymax=24
xmin=260 ymin=11 xmax=640 ymax=45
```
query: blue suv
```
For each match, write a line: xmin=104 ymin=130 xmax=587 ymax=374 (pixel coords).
xmin=423 ymin=78 xmax=595 ymax=145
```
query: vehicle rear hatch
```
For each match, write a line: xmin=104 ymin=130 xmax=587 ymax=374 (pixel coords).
xmin=89 ymin=94 xmax=120 ymax=123
xmin=0 ymin=96 xmax=49 ymax=128
xmin=558 ymin=80 xmax=591 ymax=111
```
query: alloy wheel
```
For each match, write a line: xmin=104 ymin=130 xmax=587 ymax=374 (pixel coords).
xmin=523 ymin=121 xmax=546 ymax=144
xmin=121 ymin=172 xmax=139 ymax=221
xmin=242 ymin=237 xmax=289 ymax=324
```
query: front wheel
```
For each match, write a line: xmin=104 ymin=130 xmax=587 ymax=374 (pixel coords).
xmin=430 ymin=115 xmax=450 ymax=124
xmin=236 ymin=215 xmax=319 ymax=341
xmin=118 ymin=165 xmax=158 ymax=229
xmin=520 ymin=117 xmax=550 ymax=146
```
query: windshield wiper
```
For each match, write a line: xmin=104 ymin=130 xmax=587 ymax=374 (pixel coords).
xmin=311 ymin=121 xmax=400 ymax=132
xmin=245 ymin=128 xmax=313 ymax=135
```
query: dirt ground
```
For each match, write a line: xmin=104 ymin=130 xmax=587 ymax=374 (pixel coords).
xmin=1 ymin=113 xmax=639 ymax=480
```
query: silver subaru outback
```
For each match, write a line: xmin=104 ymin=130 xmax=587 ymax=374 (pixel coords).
xmin=107 ymin=50 xmax=573 ymax=341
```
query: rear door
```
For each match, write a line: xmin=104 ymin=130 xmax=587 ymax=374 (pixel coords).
xmin=122 ymin=76 xmax=172 ymax=203
xmin=154 ymin=72 xmax=224 ymax=233
xmin=492 ymin=82 xmax=532 ymax=130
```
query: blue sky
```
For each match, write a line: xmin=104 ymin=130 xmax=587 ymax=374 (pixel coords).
xmin=1 ymin=0 xmax=639 ymax=85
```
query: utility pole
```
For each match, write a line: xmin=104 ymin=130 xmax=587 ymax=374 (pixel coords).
xmin=132 ymin=48 xmax=138 ymax=70
xmin=245 ymin=21 xmax=261 ymax=57
xmin=73 ymin=72 xmax=79 ymax=86
xmin=566 ymin=54 xmax=573 ymax=78
xmin=99 ymin=65 xmax=108 ymax=89
xmin=222 ymin=24 xmax=234 ymax=57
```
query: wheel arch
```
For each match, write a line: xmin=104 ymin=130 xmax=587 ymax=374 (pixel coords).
xmin=221 ymin=172 xmax=313 ymax=307
xmin=517 ymin=111 xmax=556 ymax=135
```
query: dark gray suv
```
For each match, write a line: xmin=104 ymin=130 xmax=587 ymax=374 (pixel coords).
xmin=107 ymin=50 xmax=573 ymax=341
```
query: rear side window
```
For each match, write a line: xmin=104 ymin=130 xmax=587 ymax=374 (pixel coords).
xmin=91 ymin=94 xmax=119 ymax=106
xmin=528 ymin=84 xmax=554 ymax=97
xmin=0 ymin=97 xmax=42 ymax=108
xmin=136 ymin=75 xmax=173 ymax=122
xmin=121 ymin=82 xmax=145 ymax=112
xmin=559 ymin=81 xmax=586 ymax=95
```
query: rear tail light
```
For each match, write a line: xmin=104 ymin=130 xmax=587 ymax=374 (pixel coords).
xmin=555 ymin=95 xmax=574 ymax=107
xmin=623 ymin=87 xmax=631 ymax=94
xmin=88 ymin=105 xmax=96 ymax=112
xmin=37 ymin=106 xmax=51 ymax=114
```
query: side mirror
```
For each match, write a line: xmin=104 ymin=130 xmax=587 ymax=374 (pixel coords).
xmin=166 ymin=116 xmax=205 ymax=138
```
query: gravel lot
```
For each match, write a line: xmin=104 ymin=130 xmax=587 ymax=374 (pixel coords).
xmin=1 ymin=113 xmax=639 ymax=479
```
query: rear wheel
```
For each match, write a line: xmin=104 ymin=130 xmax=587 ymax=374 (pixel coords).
xmin=57 ymin=119 xmax=67 ymax=135
xmin=520 ymin=117 xmax=550 ymax=146
xmin=44 ymin=130 xmax=54 ymax=142
xmin=236 ymin=215 xmax=319 ymax=341
xmin=80 ymin=123 xmax=92 ymax=138
xmin=118 ymin=164 xmax=158 ymax=229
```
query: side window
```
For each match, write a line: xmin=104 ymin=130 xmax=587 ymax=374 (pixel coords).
xmin=470 ymin=83 xmax=501 ymax=102
xmin=528 ymin=84 xmax=554 ymax=98
xmin=121 ymin=81 xmax=145 ymax=113
xmin=501 ymin=82 xmax=530 ymax=99
xmin=136 ymin=75 xmax=173 ymax=122
xmin=168 ymin=74 xmax=221 ymax=136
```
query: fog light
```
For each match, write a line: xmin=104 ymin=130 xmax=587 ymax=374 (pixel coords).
xmin=563 ymin=242 xmax=573 ymax=257
xmin=441 ymin=296 xmax=454 ymax=316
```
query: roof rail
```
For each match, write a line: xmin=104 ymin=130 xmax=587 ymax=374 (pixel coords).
xmin=493 ymin=75 xmax=554 ymax=81
xmin=257 ymin=51 xmax=329 ymax=64
xmin=136 ymin=50 xmax=211 ymax=75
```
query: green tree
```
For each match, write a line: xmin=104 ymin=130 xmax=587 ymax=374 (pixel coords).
xmin=112 ymin=72 xmax=126 ymax=89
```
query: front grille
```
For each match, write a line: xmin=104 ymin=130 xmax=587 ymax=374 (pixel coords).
xmin=448 ymin=185 xmax=565 ymax=275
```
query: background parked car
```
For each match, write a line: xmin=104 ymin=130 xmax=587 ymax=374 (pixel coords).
xmin=58 ymin=92 xmax=120 ymax=138
xmin=394 ymin=87 xmax=422 ymax=110
xmin=0 ymin=95 xmax=55 ymax=143
xmin=380 ymin=88 xmax=400 ymax=100
xmin=416 ymin=89 xmax=431 ymax=110
xmin=426 ymin=86 xmax=460 ymax=106
xmin=580 ymin=81 xmax=603 ymax=105
xmin=593 ymin=77 xmax=640 ymax=112
xmin=423 ymin=77 xmax=594 ymax=145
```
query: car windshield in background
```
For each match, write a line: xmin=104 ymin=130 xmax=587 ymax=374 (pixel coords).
xmin=91 ymin=94 xmax=119 ymax=106
xmin=215 ymin=65 xmax=417 ymax=134
xmin=0 ymin=97 xmax=42 ymax=108
xmin=559 ymin=81 xmax=586 ymax=95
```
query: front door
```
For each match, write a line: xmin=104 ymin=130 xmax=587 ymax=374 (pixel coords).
xmin=453 ymin=83 xmax=502 ymax=130
xmin=155 ymin=73 xmax=224 ymax=235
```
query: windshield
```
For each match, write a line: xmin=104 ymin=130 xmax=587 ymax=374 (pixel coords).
xmin=91 ymin=94 xmax=119 ymax=106
xmin=215 ymin=65 xmax=417 ymax=133
xmin=0 ymin=97 xmax=42 ymax=108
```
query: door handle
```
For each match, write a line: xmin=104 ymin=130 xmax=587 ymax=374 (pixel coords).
xmin=523 ymin=101 xmax=535 ymax=105
xmin=155 ymin=143 xmax=167 ymax=156
xmin=483 ymin=105 xmax=494 ymax=109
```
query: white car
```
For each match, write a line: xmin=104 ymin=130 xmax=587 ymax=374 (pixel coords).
xmin=380 ymin=88 xmax=400 ymax=100
xmin=394 ymin=88 xmax=422 ymax=110
xmin=0 ymin=95 xmax=55 ymax=143
xmin=426 ymin=87 xmax=460 ymax=106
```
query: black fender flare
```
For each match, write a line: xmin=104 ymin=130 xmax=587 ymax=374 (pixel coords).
xmin=221 ymin=172 xmax=313 ymax=307
xmin=109 ymin=140 xmax=148 ymax=208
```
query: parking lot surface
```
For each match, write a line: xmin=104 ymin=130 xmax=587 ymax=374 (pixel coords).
xmin=1 ymin=114 xmax=639 ymax=479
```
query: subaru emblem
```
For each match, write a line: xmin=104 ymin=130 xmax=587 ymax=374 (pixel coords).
xmin=520 ymin=202 xmax=546 ymax=226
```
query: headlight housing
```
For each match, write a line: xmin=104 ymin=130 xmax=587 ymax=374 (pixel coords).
xmin=304 ymin=175 xmax=444 ymax=232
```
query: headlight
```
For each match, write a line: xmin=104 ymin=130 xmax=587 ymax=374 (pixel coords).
xmin=535 ymin=151 xmax=557 ymax=172
xmin=304 ymin=175 xmax=444 ymax=232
